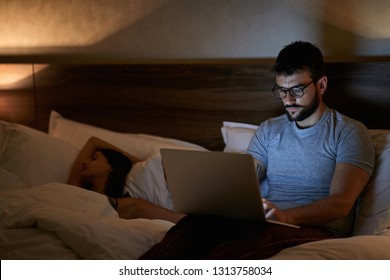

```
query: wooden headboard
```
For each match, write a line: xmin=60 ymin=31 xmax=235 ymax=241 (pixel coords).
xmin=1 ymin=61 xmax=389 ymax=150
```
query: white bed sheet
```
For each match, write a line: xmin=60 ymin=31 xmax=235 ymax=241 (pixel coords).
xmin=0 ymin=183 xmax=174 ymax=259
xmin=0 ymin=228 xmax=81 ymax=259
xmin=2 ymin=183 xmax=390 ymax=260
xmin=269 ymin=234 xmax=390 ymax=260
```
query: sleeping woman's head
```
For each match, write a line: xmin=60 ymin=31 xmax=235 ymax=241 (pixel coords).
xmin=79 ymin=148 xmax=132 ymax=198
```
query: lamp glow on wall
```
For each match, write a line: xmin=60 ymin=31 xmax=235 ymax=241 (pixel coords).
xmin=1 ymin=0 xmax=389 ymax=59
xmin=0 ymin=64 xmax=40 ymax=126
xmin=0 ymin=0 xmax=173 ymax=50
xmin=0 ymin=65 xmax=32 ymax=89
xmin=285 ymin=0 xmax=390 ymax=40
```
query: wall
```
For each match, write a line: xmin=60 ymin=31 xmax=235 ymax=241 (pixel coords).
xmin=1 ymin=0 xmax=390 ymax=62
xmin=1 ymin=0 xmax=390 ymax=126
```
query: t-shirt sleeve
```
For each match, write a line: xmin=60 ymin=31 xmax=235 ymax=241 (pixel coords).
xmin=247 ymin=122 xmax=268 ymax=181
xmin=336 ymin=121 xmax=375 ymax=175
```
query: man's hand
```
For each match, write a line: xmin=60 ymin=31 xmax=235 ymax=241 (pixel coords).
xmin=262 ymin=198 xmax=287 ymax=222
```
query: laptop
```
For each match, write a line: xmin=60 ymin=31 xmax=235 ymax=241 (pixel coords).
xmin=160 ymin=148 xmax=299 ymax=228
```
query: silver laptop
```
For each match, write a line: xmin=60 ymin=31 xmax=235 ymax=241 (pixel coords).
xmin=161 ymin=148 xmax=299 ymax=228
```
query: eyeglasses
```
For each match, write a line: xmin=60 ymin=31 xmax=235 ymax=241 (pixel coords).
xmin=272 ymin=81 xmax=314 ymax=99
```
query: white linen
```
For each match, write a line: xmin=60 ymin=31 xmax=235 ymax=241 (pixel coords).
xmin=0 ymin=228 xmax=82 ymax=259
xmin=269 ymin=235 xmax=390 ymax=259
xmin=353 ymin=130 xmax=390 ymax=235
xmin=126 ymin=154 xmax=174 ymax=210
xmin=2 ymin=183 xmax=390 ymax=260
xmin=0 ymin=168 xmax=26 ymax=191
xmin=0 ymin=183 xmax=173 ymax=259
xmin=0 ymin=120 xmax=78 ymax=187
xmin=49 ymin=110 xmax=206 ymax=161
xmin=221 ymin=121 xmax=258 ymax=153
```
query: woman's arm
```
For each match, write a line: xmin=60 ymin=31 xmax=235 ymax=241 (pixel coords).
xmin=115 ymin=197 xmax=186 ymax=224
xmin=67 ymin=136 xmax=139 ymax=186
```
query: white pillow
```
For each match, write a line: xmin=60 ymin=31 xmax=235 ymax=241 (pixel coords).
xmin=0 ymin=120 xmax=11 ymax=156
xmin=125 ymin=155 xmax=174 ymax=210
xmin=0 ymin=168 xmax=26 ymax=191
xmin=221 ymin=121 xmax=258 ymax=153
xmin=353 ymin=130 xmax=390 ymax=235
xmin=49 ymin=111 xmax=206 ymax=161
xmin=0 ymin=120 xmax=78 ymax=187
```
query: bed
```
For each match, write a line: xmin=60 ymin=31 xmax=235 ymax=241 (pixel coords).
xmin=0 ymin=60 xmax=390 ymax=259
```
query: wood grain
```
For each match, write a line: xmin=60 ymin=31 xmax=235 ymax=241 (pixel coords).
xmin=33 ymin=64 xmax=282 ymax=150
xmin=1 ymin=61 xmax=388 ymax=151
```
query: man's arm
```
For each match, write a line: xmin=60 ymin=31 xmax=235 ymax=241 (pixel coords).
xmin=263 ymin=162 xmax=371 ymax=226
xmin=253 ymin=158 xmax=267 ymax=183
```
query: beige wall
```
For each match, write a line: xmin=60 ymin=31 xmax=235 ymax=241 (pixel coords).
xmin=1 ymin=0 xmax=390 ymax=61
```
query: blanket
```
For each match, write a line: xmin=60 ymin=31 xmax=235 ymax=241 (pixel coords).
xmin=140 ymin=214 xmax=337 ymax=259
xmin=0 ymin=183 xmax=173 ymax=259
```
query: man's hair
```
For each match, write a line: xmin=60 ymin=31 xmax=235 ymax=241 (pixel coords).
xmin=272 ymin=41 xmax=325 ymax=81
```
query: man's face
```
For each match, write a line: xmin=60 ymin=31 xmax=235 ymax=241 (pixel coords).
xmin=275 ymin=70 xmax=322 ymax=125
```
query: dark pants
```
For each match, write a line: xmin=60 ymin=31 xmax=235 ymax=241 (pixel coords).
xmin=140 ymin=214 xmax=338 ymax=259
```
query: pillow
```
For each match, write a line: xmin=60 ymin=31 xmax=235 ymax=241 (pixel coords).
xmin=0 ymin=120 xmax=11 ymax=156
xmin=353 ymin=130 xmax=390 ymax=235
xmin=125 ymin=155 xmax=174 ymax=210
xmin=0 ymin=168 xmax=26 ymax=191
xmin=49 ymin=111 xmax=206 ymax=161
xmin=0 ymin=120 xmax=79 ymax=187
xmin=221 ymin=121 xmax=258 ymax=153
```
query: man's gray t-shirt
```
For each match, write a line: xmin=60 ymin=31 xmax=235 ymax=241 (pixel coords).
xmin=247 ymin=107 xmax=375 ymax=236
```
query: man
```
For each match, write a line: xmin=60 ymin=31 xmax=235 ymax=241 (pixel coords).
xmin=247 ymin=41 xmax=375 ymax=237
xmin=140 ymin=41 xmax=375 ymax=259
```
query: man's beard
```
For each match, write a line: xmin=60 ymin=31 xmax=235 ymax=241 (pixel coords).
xmin=285 ymin=91 xmax=320 ymax=122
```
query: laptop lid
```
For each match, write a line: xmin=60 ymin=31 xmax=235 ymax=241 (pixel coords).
xmin=160 ymin=148 xmax=265 ymax=221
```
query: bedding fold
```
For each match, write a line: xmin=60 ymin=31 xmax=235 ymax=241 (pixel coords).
xmin=0 ymin=183 xmax=173 ymax=259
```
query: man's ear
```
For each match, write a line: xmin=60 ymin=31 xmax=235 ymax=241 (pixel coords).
xmin=318 ymin=76 xmax=328 ymax=95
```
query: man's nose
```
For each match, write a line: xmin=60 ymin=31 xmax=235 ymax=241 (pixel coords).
xmin=284 ymin=91 xmax=296 ymax=105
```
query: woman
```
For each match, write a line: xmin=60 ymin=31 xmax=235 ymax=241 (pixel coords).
xmin=67 ymin=136 xmax=185 ymax=223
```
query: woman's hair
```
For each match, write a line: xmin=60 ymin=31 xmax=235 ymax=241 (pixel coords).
xmin=99 ymin=148 xmax=132 ymax=198
xmin=272 ymin=41 xmax=325 ymax=81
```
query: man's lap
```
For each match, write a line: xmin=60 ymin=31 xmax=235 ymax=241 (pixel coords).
xmin=139 ymin=215 xmax=338 ymax=259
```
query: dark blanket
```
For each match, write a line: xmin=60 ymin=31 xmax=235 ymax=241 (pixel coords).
xmin=140 ymin=215 xmax=338 ymax=259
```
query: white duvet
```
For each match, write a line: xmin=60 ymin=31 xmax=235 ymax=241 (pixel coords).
xmin=0 ymin=183 xmax=174 ymax=259
xmin=2 ymin=183 xmax=390 ymax=260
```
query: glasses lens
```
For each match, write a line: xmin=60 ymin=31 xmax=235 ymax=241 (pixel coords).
xmin=291 ymin=87 xmax=304 ymax=98
xmin=273 ymin=88 xmax=284 ymax=99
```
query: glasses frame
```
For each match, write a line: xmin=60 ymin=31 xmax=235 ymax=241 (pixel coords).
xmin=272 ymin=81 xmax=314 ymax=99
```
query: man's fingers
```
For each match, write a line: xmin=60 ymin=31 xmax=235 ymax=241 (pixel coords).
xmin=265 ymin=208 xmax=276 ymax=219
